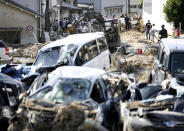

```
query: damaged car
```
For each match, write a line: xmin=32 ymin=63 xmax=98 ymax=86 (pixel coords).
xmin=0 ymin=73 xmax=24 ymax=131
xmin=33 ymin=32 xmax=110 ymax=72
xmin=151 ymin=38 xmax=184 ymax=84
xmin=8 ymin=66 xmax=141 ymax=131
xmin=0 ymin=32 xmax=111 ymax=89
xmin=121 ymin=95 xmax=184 ymax=131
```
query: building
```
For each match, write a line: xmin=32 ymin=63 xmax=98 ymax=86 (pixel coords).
xmin=77 ymin=0 xmax=142 ymax=18
xmin=0 ymin=0 xmax=43 ymax=45
xmin=129 ymin=0 xmax=142 ymax=17
xmin=101 ymin=0 xmax=125 ymax=18
xmin=143 ymin=0 xmax=173 ymax=34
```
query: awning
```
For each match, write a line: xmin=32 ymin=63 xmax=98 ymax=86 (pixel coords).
xmin=0 ymin=27 xmax=23 ymax=31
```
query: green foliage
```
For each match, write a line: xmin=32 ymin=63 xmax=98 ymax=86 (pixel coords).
xmin=139 ymin=0 xmax=143 ymax=9
xmin=163 ymin=0 xmax=184 ymax=29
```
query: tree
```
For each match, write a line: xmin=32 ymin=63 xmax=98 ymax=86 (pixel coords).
xmin=163 ymin=0 xmax=184 ymax=29
xmin=139 ymin=0 xmax=143 ymax=9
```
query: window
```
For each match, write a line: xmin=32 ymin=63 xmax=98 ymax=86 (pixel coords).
xmin=75 ymin=45 xmax=89 ymax=66
xmin=97 ymin=37 xmax=108 ymax=52
xmin=90 ymin=80 xmax=105 ymax=103
xmin=87 ymin=40 xmax=99 ymax=60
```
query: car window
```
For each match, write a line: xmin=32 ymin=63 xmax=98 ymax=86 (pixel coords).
xmin=90 ymin=80 xmax=105 ymax=103
xmin=31 ymin=78 xmax=91 ymax=103
xmin=171 ymin=53 xmax=184 ymax=74
xmin=87 ymin=40 xmax=99 ymax=60
xmin=0 ymin=42 xmax=5 ymax=48
xmin=97 ymin=37 xmax=108 ymax=52
xmin=34 ymin=47 xmax=61 ymax=67
xmin=75 ymin=45 xmax=89 ymax=66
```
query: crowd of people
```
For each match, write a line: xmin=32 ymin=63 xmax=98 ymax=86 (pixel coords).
xmin=50 ymin=14 xmax=181 ymax=42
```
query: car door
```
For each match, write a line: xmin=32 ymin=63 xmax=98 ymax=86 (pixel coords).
xmin=153 ymin=52 xmax=167 ymax=84
xmin=97 ymin=37 xmax=110 ymax=70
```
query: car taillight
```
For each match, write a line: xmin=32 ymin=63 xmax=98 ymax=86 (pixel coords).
xmin=5 ymin=48 xmax=8 ymax=55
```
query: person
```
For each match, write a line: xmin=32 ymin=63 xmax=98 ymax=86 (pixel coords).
xmin=175 ymin=27 xmax=180 ymax=37
xmin=149 ymin=24 xmax=157 ymax=42
xmin=119 ymin=15 xmax=125 ymax=32
xmin=145 ymin=20 xmax=152 ymax=40
xmin=79 ymin=23 xmax=89 ymax=33
xmin=108 ymin=23 xmax=118 ymax=42
xmin=159 ymin=25 xmax=168 ymax=39
xmin=125 ymin=15 xmax=130 ymax=31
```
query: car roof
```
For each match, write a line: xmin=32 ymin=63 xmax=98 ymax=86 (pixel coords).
xmin=48 ymin=66 xmax=105 ymax=84
xmin=40 ymin=32 xmax=105 ymax=52
xmin=161 ymin=38 xmax=184 ymax=53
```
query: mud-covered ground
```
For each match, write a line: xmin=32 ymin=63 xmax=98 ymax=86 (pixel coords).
xmin=119 ymin=30 xmax=157 ymax=83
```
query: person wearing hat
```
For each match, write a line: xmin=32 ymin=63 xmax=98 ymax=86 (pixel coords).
xmin=159 ymin=25 xmax=168 ymax=39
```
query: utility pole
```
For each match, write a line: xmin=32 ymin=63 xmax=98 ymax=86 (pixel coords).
xmin=128 ymin=0 xmax=130 ymax=15
xmin=45 ymin=0 xmax=50 ymax=33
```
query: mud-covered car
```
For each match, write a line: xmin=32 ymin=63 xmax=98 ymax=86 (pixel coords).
xmin=121 ymin=95 xmax=184 ymax=131
xmin=8 ymin=66 xmax=141 ymax=131
xmin=0 ymin=73 xmax=23 ymax=131
xmin=151 ymin=38 xmax=184 ymax=84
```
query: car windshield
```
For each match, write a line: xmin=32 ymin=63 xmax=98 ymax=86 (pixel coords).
xmin=34 ymin=44 xmax=78 ymax=67
xmin=171 ymin=53 xmax=184 ymax=74
xmin=31 ymin=78 xmax=91 ymax=103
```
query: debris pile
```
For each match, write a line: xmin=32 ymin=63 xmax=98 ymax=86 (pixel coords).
xmin=8 ymin=99 xmax=106 ymax=131
xmin=13 ymin=42 xmax=50 ymax=58
xmin=118 ymin=29 xmax=157 ymax=83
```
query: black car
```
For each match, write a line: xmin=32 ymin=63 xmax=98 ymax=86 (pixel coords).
xmin=0 ymin=73 xmax=23 ymax=131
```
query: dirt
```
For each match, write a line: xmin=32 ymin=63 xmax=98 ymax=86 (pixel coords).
xmin=118 ymin=29 xmax=157 ymax=83
xmin=8 ymin=41 xmax=51 ymax=64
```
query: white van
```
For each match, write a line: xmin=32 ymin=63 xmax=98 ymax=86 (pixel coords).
xmin=33 ymin=32 xmax=110 ymax=70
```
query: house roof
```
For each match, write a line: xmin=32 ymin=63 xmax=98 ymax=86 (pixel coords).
xmin=0 ymin=0 xmax=43 ymax=17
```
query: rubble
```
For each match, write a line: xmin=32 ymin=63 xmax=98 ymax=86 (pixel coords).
xmin=12 ymin=42 xmax=51 ymax=58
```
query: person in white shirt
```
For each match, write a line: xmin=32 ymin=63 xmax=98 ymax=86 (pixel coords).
xmin=80 ymin=23 xmax=89 ymax=33
xmin=149 ymin=24 xmax=157 ymax=42
xmin=119 ymin=15 xmax=125 ymax=32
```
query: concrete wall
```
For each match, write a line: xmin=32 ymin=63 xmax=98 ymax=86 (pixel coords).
xmin=143 ymin=0 xmax=173 ymax=34
xmin=0 ymin=2 xmax=38 ymax=44
xmin=130 ymin=0 xmax=142 ymax=17
xmin=12 ymin=0 xmax=40 ymax=12
xmin=101 ymin=0 xmax=126 ymax=18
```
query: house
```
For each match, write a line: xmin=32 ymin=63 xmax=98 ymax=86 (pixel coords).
xmin=0 ymin=0 xmax=43 ymax=45
xmin=101 ymin=0 xmax=126 ymax=18
xmin=143 ymin=0 xmax=173 ymax=34
xmin=129 ymin=0 xmax=142 ymax=17
xmin=77 ymin=0 xmax=142 ymax=19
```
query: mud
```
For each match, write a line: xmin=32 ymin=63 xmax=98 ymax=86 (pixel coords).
xmin=113 ymin=29 xmax=158 ymax=83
